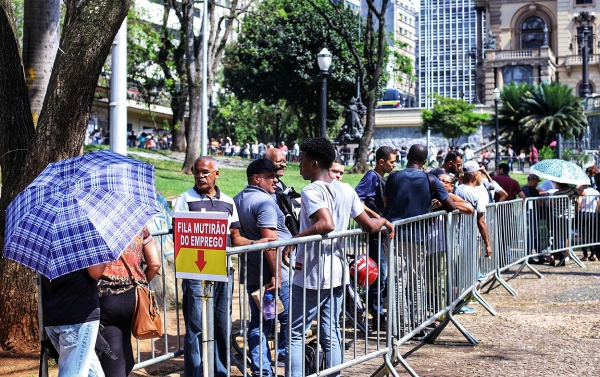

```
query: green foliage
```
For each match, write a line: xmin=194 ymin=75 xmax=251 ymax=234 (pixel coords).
xmin=125 ymin=4 xmax=172 ymax=109
xmin=223 ymin=0 xmax=360 ymax=139
xmin=210 ymin=94 xmax=291 ymax=143
xmin=11 ymin=0 xmax=24 ymax=44
xmin=421 ymin=94 xmax=489 ymax=145
xmin=495 ymin=81 xmax=588 ymax=150
xmin=539 ymin=145 xmax=555 ymax=160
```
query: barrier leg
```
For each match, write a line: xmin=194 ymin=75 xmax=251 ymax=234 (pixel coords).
xmin=447 ymin=310 xmax=479 ymax=345
xmin=567 ymin=248 xmax=585 ymax=268
xmin=512 ymin=258 xmax=543 ymax=279
xmin=492 ymin=271 xmax=518 ymax=296
xmin=471 ymin=290 xmax=497 ymax=316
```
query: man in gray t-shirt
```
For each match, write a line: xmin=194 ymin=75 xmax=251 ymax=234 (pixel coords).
xmin=287 ymin=138 xmax=393 ymax=377
xmin=234 ymin=159 xmax=291 ymax=377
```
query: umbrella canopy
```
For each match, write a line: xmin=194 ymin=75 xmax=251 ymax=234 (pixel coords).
xmin=4 ymin=149 xmax=159 ymax=279
xmin=529 ymin=159 xmax=590 ymax=186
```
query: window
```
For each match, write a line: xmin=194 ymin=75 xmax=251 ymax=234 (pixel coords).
xmin=521 ymin=16 xmax=545 ymax=48
xmin=576 ymin=0 xmax=593 ymax=4
xmin=503 ymin=66 xmax=533 ymax=85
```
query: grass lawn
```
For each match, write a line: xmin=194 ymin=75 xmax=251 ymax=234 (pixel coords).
xmin=84 ymin=145 xmax=533 ymax=198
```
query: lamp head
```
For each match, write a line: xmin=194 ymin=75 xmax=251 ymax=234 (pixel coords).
xmin=317 ymin=48 xmax=332 ymax=72
xmin=493 ymin=88 xmax=500 ymax=101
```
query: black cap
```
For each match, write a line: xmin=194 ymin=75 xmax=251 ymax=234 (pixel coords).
xmin=246 ymin=159 xmax=279 ymax=177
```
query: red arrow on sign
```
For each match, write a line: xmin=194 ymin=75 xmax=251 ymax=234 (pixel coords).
xmin=196 ymin=250 xmax=207 ymax=271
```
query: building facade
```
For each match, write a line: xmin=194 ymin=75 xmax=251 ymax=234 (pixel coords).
xmin=418 ymin=0 xmax=480 ymax=108
xmin=390 ymin=0 xmax=418 ymax=106
xmin=477 ymin=0 xmax=599 ymax=103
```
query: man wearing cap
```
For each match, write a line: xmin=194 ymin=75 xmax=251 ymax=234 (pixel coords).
xmin=454 ymin=161 xmax=493 ymax=257
xmin=234 ymin=159 xmax=292 ymax=376
xmin=492 ymin=163 xmax=526 ymax=202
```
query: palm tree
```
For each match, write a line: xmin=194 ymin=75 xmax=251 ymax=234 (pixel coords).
xmin=496 ymin=81 xmax=587 ymax=148
xmin=520 ymin=81 xmax=587 ymax=145
xmin=497 ymin=82 xmax=533 ymax=146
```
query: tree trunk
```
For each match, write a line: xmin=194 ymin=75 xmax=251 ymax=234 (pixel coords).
xmin=353 ymin=96 xmax=376 ymax=173
xmin=160 ymin=0 xmax=187 ymax=152
xmin=22 ymin=0 xmax=60 ymax=126
xmin=0 ymin=0 xmax=37 ymax=352
xmin=0 ymin=0 xmax=131 ymax=351
xmin=170 ymin=91 xmax=187 ymax=151
xmin=181 ymin=0 xmax=200 ymax=174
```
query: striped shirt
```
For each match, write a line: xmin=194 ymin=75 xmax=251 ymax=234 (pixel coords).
xmin=173 ymin=186 xmax=241 ymax=247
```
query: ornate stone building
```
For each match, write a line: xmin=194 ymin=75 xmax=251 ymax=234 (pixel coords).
xmin=476 ymin=0 xmax=599 ymax=103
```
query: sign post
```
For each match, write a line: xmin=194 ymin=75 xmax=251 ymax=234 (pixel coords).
xmin=174 ymin=211 xmax=229 ymax=377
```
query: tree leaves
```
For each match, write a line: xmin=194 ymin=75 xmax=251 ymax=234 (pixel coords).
xmin=421 ymin=94 xmax=489 ymax=146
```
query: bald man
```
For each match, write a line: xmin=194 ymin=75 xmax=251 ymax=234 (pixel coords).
xmin=264 ymin=148 xmax=288 ymax=190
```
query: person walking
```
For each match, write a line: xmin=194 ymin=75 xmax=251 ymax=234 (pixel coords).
xmin=97 ymin=227 xmax=161 ymax=376
xmin=42 ymin=264 xmax=107 ymax=377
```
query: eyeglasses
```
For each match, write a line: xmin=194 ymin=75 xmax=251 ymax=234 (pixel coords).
xmin=193 ymin=170 xmax=217 ymax=177
xmin=440 ymin=180 xmax=455 ymax=184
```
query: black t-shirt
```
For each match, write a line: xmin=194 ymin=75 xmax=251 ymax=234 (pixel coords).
xmin=42 ymin=269 xmax=100 ymax=326
xmin=521 ymin=185 xmax=540 ymax=198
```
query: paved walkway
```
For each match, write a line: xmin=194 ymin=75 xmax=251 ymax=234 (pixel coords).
xmin=133 ymin=256 xmax=600 ymax=376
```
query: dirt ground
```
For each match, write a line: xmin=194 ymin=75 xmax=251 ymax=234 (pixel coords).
xmin=2 ymin=256 xmax=599 ymax=377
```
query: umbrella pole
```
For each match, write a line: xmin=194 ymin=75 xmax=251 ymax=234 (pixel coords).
xmin=202 ymin=281 xmax=215 ymax=377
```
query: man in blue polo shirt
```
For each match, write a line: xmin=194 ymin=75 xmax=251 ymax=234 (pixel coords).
xmin=234 ymin=159 xmax=292 ymax=376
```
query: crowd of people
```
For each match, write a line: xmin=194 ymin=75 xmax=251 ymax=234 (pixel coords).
xmin=44 ymin=135 xmax=600 ymax=377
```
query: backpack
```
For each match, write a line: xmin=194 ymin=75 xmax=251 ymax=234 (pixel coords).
xmin=274 ymin=186 xmax=301 ymax=236
xmin=304 ymin=338 xmax=325 ymax=375
xmin=362 ymin=171 xmax=386 ymax=217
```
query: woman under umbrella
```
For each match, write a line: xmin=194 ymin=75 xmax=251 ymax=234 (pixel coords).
xmin=97 ymin=227 xmax=161 ymax=376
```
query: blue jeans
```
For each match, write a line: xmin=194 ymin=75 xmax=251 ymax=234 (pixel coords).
xmin=246 ymin=281 xmax=289 ymax=376
xmin=45 ymin=320 xmax=104 ymax=377
xmin=367 ymin=236 xmax=388 ymax=315
xmin=182 ymin=274 xmax=233 ymax=377
xmin=276 ymin=280 xmax=290 ymax=358
xmin=287 ymin=285 xmax=343 ymax=377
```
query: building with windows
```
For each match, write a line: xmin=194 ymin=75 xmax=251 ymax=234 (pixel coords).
xmin=418 ymin=0 xmax=480 ymax=108
xmin=389 ymin=0 xmax=418 ymax=106
xmin=476 ymin=0 xmax=599 ymax=102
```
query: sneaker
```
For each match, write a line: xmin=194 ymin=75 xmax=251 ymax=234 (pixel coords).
xmin=458 ymin=306 xmax=476 ymax=314
xmin=581 ymin=256 xmax=589 ymax=261
xmin=590 ymin=256 xmax=598 ymax=262
xmin=411 ymin=329 xmax=430 ymax=341
xmin=477 ymin=273 xmax=487 ymax=280
xmin=276 ymin=355 xmax=285 ymax=368
xmin=370 ymin=311 xmax=387 ymax=329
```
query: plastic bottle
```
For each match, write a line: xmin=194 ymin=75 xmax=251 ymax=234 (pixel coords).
xmin=263 ymin=291 xmax=276 ymax=320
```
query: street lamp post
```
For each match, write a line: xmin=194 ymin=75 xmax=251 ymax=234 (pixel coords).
xmin=573 ymin=12 xmax=596 ymax=98
xmin=493 ymin=88 xmax=500 ymax=170
xmin=274 ymin=104 xmax=281 ymax=146
xmin=317 ymin=48 xmax=332 ymax=139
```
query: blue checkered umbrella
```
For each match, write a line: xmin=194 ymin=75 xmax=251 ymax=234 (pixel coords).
xmin=529 ymin=159 xmax=590 ymax=186
xmin=3 ymin=149 xmax=159 ymax=279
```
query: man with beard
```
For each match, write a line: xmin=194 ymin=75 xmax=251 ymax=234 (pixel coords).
xmin=430 ymin=151 xmax=463 ymax=177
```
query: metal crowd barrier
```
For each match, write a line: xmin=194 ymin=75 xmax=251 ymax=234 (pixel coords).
xmin=39 ymin=192 xmax=599 ymax=377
